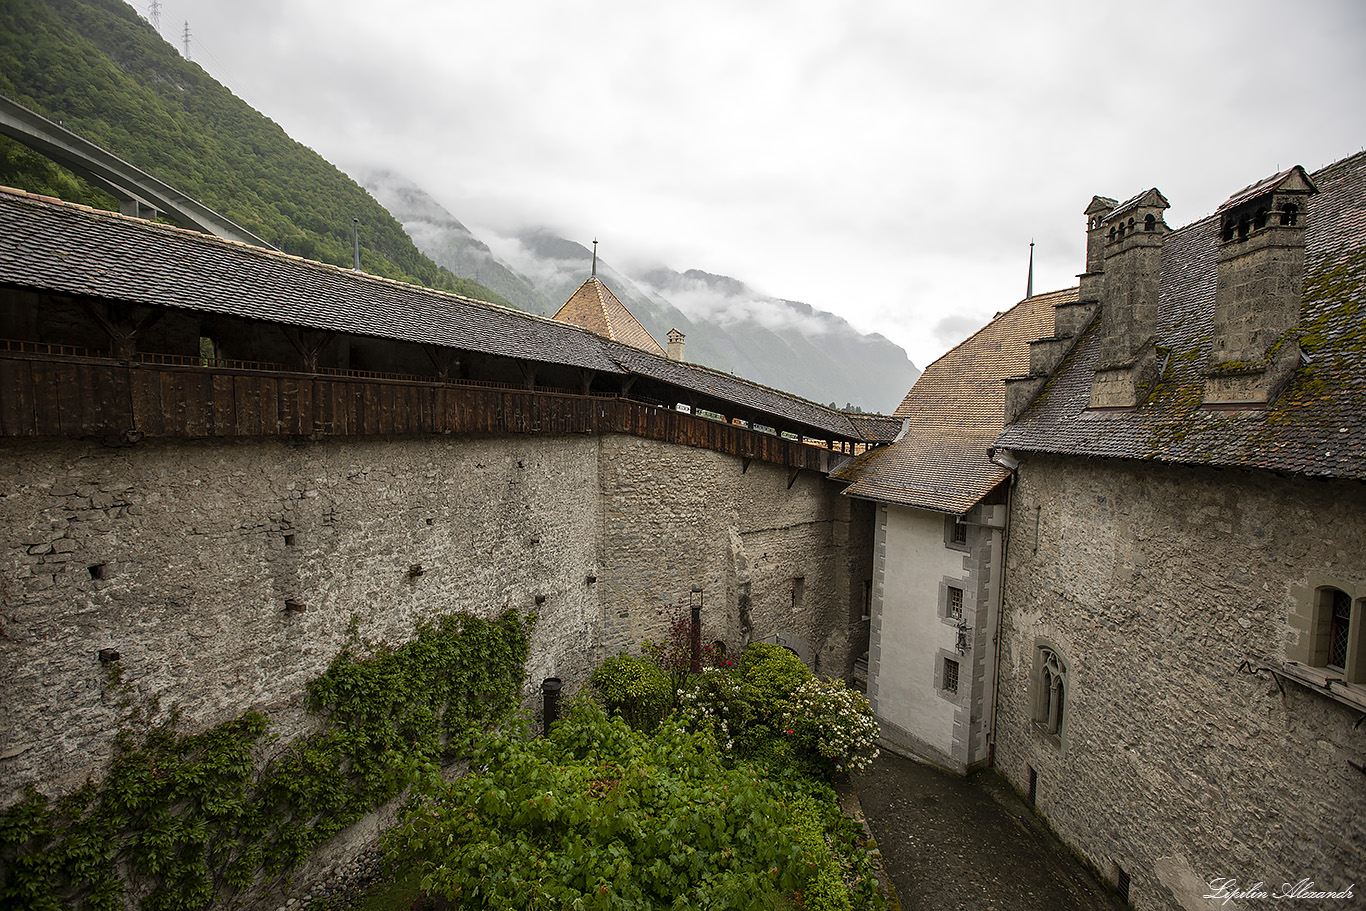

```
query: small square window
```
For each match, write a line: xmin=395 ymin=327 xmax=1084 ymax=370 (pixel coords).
xmin=945 ymin=515 xmax=970 ymax=549
xmin=943 ymin=657 xmax=960 ymax=694
xmin=947 ymin=586 xmax=963 ymax=620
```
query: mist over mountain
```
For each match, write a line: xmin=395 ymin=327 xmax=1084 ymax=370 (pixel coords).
xmin=366 ymin=174 xmax=920 ymax=412
xmin=632 ymin=267 xmax=921 ymax=413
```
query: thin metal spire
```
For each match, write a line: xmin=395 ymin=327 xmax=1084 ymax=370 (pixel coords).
xmin=591 ymin=238 xmax=598 ymax=279
xmin=1026 ymin=240 xmax=1035 ymax=299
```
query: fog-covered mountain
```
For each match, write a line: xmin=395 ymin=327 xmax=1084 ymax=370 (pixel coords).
xmin=362 ymin=173 xmax=920 ymax=413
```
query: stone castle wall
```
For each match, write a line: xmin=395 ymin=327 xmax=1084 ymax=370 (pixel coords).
xmin=596 ymin=434 xmax=872 ymax=676
xmin=994 ymin=454 xmax=1365 ymax=911
xmin=0 ymin=431 xmax=870 ymax=810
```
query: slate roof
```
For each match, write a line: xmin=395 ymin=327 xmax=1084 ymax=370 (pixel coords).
xmin=0 ymin=187 xmax=867 ymax=442
xmin=833 ymin=288 xmax=1067 ymax=513
xmin=553 ymin=277 xmax=666 ymax=356
xmin=846 ymin=413 xmax=904 ymax=443
xmin=995 ymin=151 xmax=1366 ymax=481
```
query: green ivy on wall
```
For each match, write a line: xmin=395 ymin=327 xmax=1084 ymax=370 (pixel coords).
xmin=0 ymin=609 xmax=533 ymax=911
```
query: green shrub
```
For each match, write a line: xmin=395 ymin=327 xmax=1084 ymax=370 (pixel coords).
xmin=385 ymin=696 xmax=810 ymax=910
xmin=736 ymin=643 xmax=814 ymax=711
xmin=674 ymin=669 xmax=745 ymax=751
xmin=589 ymin=654 xmax=672 ymax=732
xmin=0 ymin=610 xmax=532 ymax=911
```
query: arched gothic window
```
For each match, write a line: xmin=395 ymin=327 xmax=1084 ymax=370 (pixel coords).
xmin=1034 ymin=646 xmax=1068 ymax=741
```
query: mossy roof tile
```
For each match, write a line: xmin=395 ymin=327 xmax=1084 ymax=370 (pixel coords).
xmin=995 ymin=151 xmax=1366 ymax=481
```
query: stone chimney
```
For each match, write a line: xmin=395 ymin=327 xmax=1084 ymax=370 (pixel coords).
xmin=667 ymin=328 xmax=686 ymax=362
xmin=1089 ymin=188 xmax=1170 ymax=408
xmin=1003 ymin=196 xmax=1111 ymax=422
xmin=1204 ymin=166 xmax=1317 ymax=406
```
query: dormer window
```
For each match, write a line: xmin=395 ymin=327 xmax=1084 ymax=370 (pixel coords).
xmin=1144 ymin=214 xmax=1156 ymax=232
xmin=1280 ymin=203 xmax=1298 ymax=226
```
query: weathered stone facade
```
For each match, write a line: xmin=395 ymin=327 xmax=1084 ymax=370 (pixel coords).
xmin=995 ymin=454 xmax=1365 ymax=910
xmin=0 ymin=431 xmax=870 ymax=809
xmin=597 ymin=435 xmax=873 ymax=676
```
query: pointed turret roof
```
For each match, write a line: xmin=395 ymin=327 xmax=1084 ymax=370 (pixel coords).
xmin=553 ymin=276 xmax=666 ymax=356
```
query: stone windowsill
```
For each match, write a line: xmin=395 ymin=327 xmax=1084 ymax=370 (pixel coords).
xmin=1276 ymin=662 xmax=1366 ymax=713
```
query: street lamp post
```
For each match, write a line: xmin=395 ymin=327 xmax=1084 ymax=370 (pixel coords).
xmin=689 ymin=586 xmax=704 ymax=673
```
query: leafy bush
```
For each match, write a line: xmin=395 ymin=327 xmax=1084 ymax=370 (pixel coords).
xmin=385 ymin=697 xmax=811 ymax=910
xmin=780 ymin=678 xmax=880 ymax=776
xmin=0 ymin=610 xmax=532 ymax=911
xmin=736 ymin=643 xmax=814 ymax=712
xmin=589 ymin=654 xmax=672 ymax=732
xmin=781 ymin=772 xmax=883 ymax=911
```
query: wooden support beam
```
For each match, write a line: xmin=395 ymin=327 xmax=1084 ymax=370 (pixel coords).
xmin=518 ymin=361 xmax=537 ymax=389
xmin=421 ymin=344 xmax=460 ymax=381
xmin=79 ymin=301 xmax=166 ymax=359
xmin=280 ymin=327 xmax=335 ymax=373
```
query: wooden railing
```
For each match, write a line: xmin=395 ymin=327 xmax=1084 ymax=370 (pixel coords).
xmin=0 ymin=349 xmax=832 ymax=472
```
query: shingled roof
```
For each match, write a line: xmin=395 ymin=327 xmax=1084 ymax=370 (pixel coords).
xmin=0 ymin=187 xmax=868 ymax=442
xmin=833 ymin=288 xmax=1067 ymax=513
xmin=995 ymin=150 xmax=1366 ymax=481
xmin=553 ymin=277 xmax=666 ymax=356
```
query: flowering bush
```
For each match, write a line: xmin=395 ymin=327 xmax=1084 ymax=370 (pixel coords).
xmin=780 ymin=678 xmax=880 ymax=776
xmin=674 ymin=669 xmax=744 ymax=751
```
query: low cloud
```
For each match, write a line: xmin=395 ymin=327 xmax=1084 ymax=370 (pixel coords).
xmin=635 ymin=273 xmax=836 ymax=338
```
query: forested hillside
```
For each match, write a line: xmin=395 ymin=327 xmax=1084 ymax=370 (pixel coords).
xmin=0 ymin=0 xmax=508 ymax=304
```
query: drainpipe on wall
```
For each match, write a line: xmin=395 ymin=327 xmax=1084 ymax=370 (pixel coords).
xmin=985 ymin=451 xmax=1017 ymax=768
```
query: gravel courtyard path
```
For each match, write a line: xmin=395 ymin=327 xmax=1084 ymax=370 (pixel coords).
xmin=849 ymin=750 xmax=1129 ymax=911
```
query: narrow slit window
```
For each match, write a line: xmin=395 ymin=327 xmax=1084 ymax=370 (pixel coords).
xmin=1329 ymin=589 xmax=1352 ymax=670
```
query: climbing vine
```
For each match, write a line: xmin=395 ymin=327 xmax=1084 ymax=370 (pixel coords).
xmin=0 ymin=609 xmax=533 ymax=911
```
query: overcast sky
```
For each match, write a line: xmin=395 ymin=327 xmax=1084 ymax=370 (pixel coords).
xmin=146 ymin=0 xmax=1365 ymax=369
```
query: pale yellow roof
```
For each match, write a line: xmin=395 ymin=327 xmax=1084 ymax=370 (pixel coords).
xmin=834 ymin=288 xmax=1073 ymax=514
xmin=552 ymin=277 xmax=665 ymax=356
